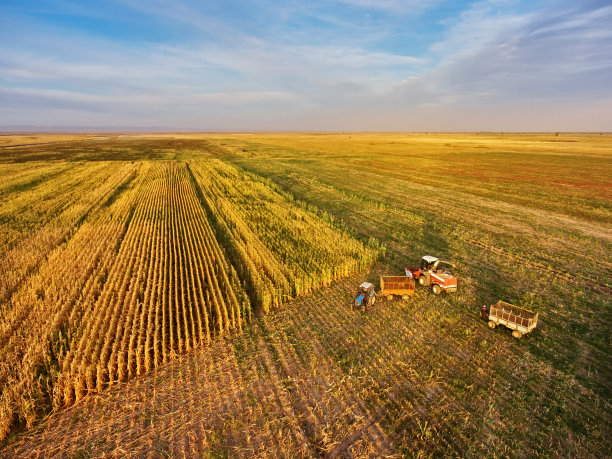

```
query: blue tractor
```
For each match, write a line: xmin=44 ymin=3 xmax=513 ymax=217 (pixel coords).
xmin=353 ymin=282 xmax=376 ymax=312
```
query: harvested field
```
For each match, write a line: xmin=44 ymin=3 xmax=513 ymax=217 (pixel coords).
xmin=0 ymin=133 xmax=610 ymax=457
xmin=2 ymin=274 xmax=608 ymax=457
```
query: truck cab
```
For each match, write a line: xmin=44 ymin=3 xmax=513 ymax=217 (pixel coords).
xmin=353 ymin=282 xmax=376 ymax=311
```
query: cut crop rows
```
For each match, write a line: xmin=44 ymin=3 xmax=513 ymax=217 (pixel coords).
xmin=0 ymin=158 xmax=377 ymax=441
xmin=56 ymin=162 xmax=248 ymax=406
xmin=189 ymin=158 xmax=382 ymax=313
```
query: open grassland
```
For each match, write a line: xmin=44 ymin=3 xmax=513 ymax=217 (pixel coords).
xmin=0 ymin=133 xmax=610 ymax=457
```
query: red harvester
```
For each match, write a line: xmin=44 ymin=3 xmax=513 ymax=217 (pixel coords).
xmin=405 ymin=255 xmax=457 ymax=295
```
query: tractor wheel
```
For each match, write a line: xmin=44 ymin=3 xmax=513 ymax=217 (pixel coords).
xmin=418 ymin=276 xmax=428 ymax=286
xmin=402 ymin=294 xmax=409 ymax=300
xmin=432 ymin=284 xmax=441 ymax=295
xmin=512 ymin=330 xmax=523 ymax=339
xmin=371 ymin=296 xmax=376 ymax=305
xmin=488 ymin=320 xmax=496 ymax=329
xmin=386 ymin=295 xmax=393 ymax=301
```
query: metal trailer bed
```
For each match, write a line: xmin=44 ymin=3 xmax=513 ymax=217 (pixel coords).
xmin=379 ymin=275 xmax=415 ymax=300
xmin=488 ymin=300 xmax=538 ymax=338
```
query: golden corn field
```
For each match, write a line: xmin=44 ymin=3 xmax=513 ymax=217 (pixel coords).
xmin=0 ymin=145 xmax=381 ymax=443
xmin=190 ymin=158 xmax=380 ymax=312
xmin=0 ymin=133 xmax=610 ymax=457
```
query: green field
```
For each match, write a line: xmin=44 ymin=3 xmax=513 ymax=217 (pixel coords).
xmin=1 ymin=133 xmax=610 ymax=457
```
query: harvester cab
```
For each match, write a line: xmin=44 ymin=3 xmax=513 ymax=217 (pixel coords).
xmin=405 ymin=255 xmax=458 ymax=295
xmin=405 ymin=255 xmax=438 ymax=279
xmin=421 ymin=255 xmax=439 ymax=271
xmin=353 ymin=282 xmax=376 ymax=311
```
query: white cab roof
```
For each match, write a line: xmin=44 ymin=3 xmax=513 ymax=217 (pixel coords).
xmin=359 ymin=282 xmax=374 ymax=289
xmin=422 ymin=255 xmax=439 ymax=263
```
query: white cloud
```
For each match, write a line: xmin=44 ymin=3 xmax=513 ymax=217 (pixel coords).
xmin=0 ymin=86 xmax=296 ymax=109
xmin=332 ymin=0 xmax=435 ymax=13
xmin=1 ymin=0 xmax=610 ymax=130
xmin=388 ymin=0 xmax=612 ymax=106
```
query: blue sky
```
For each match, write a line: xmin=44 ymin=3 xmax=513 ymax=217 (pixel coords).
xmin=1 ymin=0 xmax=611 ymax=131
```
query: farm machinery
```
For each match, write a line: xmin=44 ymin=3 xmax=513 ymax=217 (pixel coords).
xmin=484 ymin=300 xmax=539 ymax=338
xmin=405 ymin=255 xmax=457 ymax=294
xmin=379 ymin=275 xmax=415 ymax=300
xmin=351 ymin=255 xmax=456 ymax=311
xmin=352 ymin=282 xmax=376 ymax=311
xmin=352 ymin=276 xmax=415 ymax=311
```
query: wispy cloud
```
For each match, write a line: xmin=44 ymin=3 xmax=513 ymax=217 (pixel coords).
xmin=333 ymin=0 xmax=433 ymax=13
xmin=387 ymin=0 xmax=612 ymax=109
xmin=0 ymin=0 xmax=610 ymax=130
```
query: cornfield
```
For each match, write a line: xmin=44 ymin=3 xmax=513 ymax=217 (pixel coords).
xmin=189 ymin=159 xmax=380 ymax=312
xmin=0 ymin=157 xmax=380 ymax=440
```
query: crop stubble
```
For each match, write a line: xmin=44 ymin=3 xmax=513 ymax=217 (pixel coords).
xmin=0 ymin=133 xmax=610 ymax=457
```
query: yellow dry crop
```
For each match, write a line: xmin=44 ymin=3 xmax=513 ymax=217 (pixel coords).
xmin=0 ymin=157 xmax=378 ymax=440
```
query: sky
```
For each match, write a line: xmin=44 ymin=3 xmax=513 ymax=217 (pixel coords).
xmin=1 ymin=0 xmax=611 ymax=131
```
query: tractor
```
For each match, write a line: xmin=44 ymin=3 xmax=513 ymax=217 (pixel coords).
xmin=405 ymin=255 xmax=457 ymax=294
xmin=352 ymin=282 xmax=376 ymax=311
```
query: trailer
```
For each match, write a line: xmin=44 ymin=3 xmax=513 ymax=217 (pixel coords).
xmin=379 ymin=275 xmax=415 ymax=300
xmin=487 ymin=300 xmax=538 ymax=338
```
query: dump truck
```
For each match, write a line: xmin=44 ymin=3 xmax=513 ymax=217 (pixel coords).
xmin=352 ymin=282 xmax=376 ymax=311
xmin=486 ymin=300 xmax=538 ymax=338
xmin=379 ymin=275 xmax=415 ymax=300
xmin=405 ymin=255 xmax=457 ymax=294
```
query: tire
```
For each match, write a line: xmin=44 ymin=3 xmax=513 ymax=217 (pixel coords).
xmin=371 ymin=296 xmax=376 ymax=305
xmin=488 ymin=320 xmax=496 ymax=329
xmin=432 ymin=284 xmax=441 ymax=295
xmin=418 ymin=276 xmax=428 ymax=286
xmin=402 ymin=294 xmax=409 ymax=300
xmin=512 ymin=330 xmax=523 ymax=339
xmin=386 ymin=295 xmax=393 ymax=301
